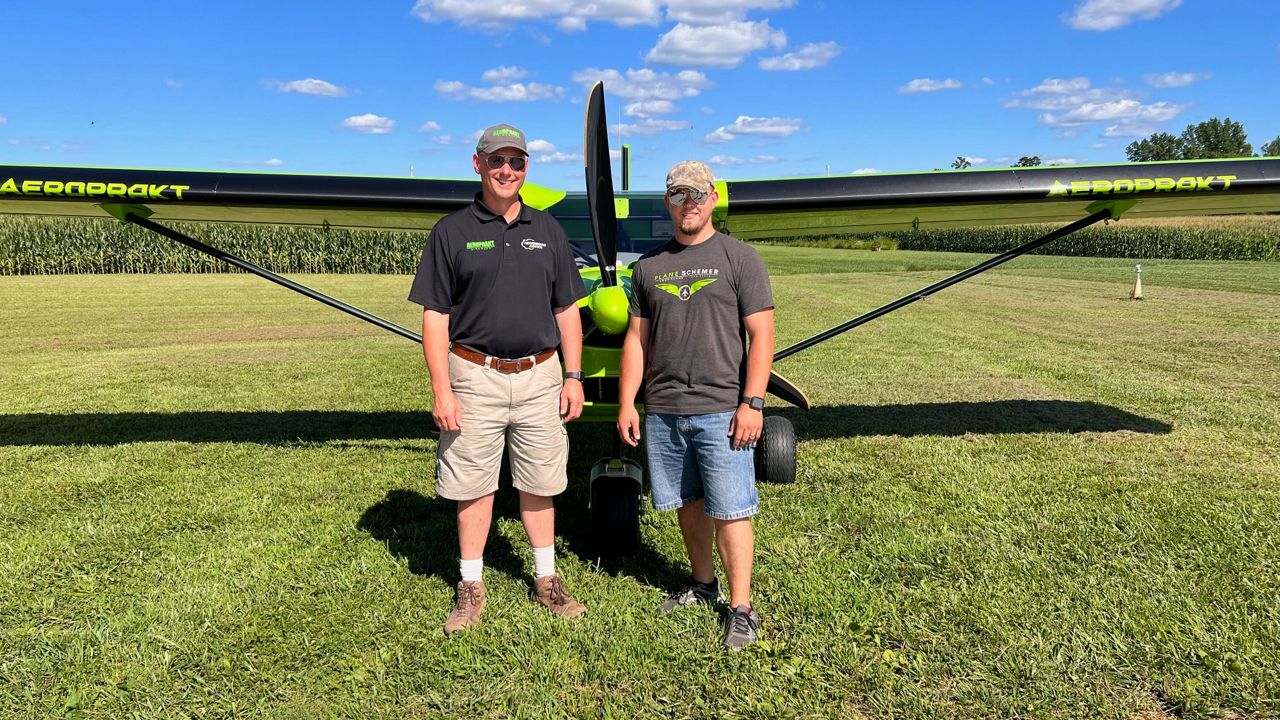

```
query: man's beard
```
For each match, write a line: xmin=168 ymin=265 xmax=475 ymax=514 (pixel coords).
xmin=678 ymin=213 xmax=709 ymax=236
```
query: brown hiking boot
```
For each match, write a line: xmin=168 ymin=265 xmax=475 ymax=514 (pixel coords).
xmin=443 ymin=580 xmax=486 ymax=635
xmin=533 ymin=574 xmax=586 ymax=618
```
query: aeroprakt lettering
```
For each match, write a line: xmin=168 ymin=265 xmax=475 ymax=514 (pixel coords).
xmin=466 ymin=240 xmax=495 ymax=251
xmin=1048 ymin=175 xmax=1237 ymax=197
xmin=0 ymin=177 xmax=191 ymax=200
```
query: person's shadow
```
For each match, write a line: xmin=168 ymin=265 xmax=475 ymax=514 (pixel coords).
xmin=355 ymin=423 xmax=688 ymax=592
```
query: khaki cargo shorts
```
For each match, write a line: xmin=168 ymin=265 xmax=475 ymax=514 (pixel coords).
xmin=436 ymin=350 xmax=569 ymax=501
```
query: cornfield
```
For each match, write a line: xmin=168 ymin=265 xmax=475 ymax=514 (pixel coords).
xmin=1 ymin=214 xmax=1277 ymax=275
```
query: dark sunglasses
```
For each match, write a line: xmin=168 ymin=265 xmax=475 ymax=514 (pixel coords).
xmin=482 ymin=154 xmax=527 ymax=171
xmin=667 ymin=187 xmax=709 ymax=205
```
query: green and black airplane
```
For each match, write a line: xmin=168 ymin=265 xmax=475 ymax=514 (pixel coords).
xmin=3 ymin=83 xmax=1278 ymax=553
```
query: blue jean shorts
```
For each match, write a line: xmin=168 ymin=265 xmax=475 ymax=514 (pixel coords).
xmin=645 ymin=410 xmax=758 ymax=520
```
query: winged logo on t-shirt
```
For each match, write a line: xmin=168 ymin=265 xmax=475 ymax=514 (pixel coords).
xmin=656 ymin=278 xmax=717 ymax=302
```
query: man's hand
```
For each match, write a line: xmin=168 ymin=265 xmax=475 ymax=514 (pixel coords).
xmin=729 ymin=404 xmax=763 ymax=449
xmin=617 ymin=404 xmax=642 ymax=447
xmin=432 ymin=388 xmax=463 ymax=432
xmin=560 ymin=379 xmax=584 ymax=422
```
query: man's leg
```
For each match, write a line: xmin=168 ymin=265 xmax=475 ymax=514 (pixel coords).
xmin=677 ymin=500 xmax=716 ymax=584
xmin=458 ymin=493 xmax=496 ymax=561
xmin=714 ymin=517 xmax=754 ymax=608
xmin=518 ymin=490 xmax=554 ymax=549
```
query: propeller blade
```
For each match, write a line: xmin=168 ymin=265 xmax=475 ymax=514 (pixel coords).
xmin=584 ymin=81 xmax=618 ymax=286
xmin=767 ymin=369 xmax=810 ymax=411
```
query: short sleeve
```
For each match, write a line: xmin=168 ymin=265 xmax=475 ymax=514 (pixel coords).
xmin=549 ymin=223 xmax=588 ymax=308
xmin=736 ymin=245 xmax=773 ymax=317
xmin=628 ymin=259 xmax=651 ymax=319
xmin=406 ymin=226 xmax=454 ymax=312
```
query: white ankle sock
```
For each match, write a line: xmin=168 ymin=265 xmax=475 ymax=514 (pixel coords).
xmin=460 ymin=557 xmax=484 ymax=583
xmin=532 ymin=545 xmax=556 ymax=578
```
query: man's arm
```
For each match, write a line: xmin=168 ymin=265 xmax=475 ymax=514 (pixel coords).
xmin=730 ymin=309 xmax=775 ymax=449
xmin=423 ymin=309 xmax=462 ymax=432
xmin=617 ymin=315 xmax=650 ymax=447
xmin=554 ymin=303 xmax=584 ymax=422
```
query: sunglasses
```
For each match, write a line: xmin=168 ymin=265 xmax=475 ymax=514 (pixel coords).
xmin=482 ymin=153 xmax=527 ymax=171
xmin=667 ymin=187 xmax=709 ymax=205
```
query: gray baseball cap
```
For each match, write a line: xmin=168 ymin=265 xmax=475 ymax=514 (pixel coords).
xmin=475 ymin=123 xmax=528 ymax=155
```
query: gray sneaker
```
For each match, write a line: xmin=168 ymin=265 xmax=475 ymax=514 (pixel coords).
xmin=723 ymin=604 xmax=759 ymax=651
xmin=660 ymin=578 xmax=723 ymax=614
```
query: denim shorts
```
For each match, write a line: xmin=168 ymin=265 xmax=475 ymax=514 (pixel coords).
xmin=645 ymin=410 xmax=758 ymax=520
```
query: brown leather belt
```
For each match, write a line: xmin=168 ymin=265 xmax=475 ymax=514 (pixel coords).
xmin=450 ymin=344 xmax=556 ymax=374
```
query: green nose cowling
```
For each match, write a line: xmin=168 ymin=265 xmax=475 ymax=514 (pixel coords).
xmin=589 ymin=285 xmax=630 ymax=335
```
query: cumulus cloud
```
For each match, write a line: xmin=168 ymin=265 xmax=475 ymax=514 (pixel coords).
xmin=611 ymin=118 xmax=691 ymax=137
xmin=758 ymin=41 xmax=841 ymax=71
xmin=535 ymin=151 xmax=583 ymax=163
xmin=708 ymin=154 xmax=779 ymax=166
xmin=411 ymin=0 xmax=661 ymax=31
xmin=1143 ymin=71 xmax=1211 ymax=88
xmin=852 ymin=168 xmax=879 ymax=174
xmin=1044 ymin=157 xmax=1082 ymax=165
xmin=0 ymin=115 xmax=6 ymax=127
xmin=526 ymin=139 xmax=556 ymax=153
xmin=646 ymin=21 xmax=786 ymax=68
xmin=481 ymin=66 xmax=528 ymax=83
xmin=271 ymin=78 xmax=348 ymax=97
xmin=899 ymin=78 xmax=963 ymax=94
xmin=165 ymin=79 xmax=184 ymax=89
xmin=572 ymin=68 xmax=713 ymax=103
xmin=624 ymin=100 xmax=676 ymax=117
xmin=418 ymin=121 xmax=441 ymax=132
xmin=435 ymin=78 xmax=565 ymax=102
xmin=705 ymin=115 xmax=803 ymax=143
xmin=665 ymin=0 xmax=796 ymax=25
xmin=1066 ymin=0 xmax=1181 ymax=31
xmin=1038 ymin=99 xmax=1187 ymax=133
xmin=341 ymin=114 xmax=395 ymax=134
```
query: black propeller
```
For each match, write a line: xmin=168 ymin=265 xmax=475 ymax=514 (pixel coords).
xmin=584 ymin=81 xmax=618 ymax=286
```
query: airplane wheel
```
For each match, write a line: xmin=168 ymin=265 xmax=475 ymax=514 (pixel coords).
xmin=755 ymin=415 xmax=796 ymax=485
xmin=591 ymin=477 xmax=641 ymax=557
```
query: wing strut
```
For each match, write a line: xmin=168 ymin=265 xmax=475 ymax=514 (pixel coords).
xmin=774 ymin=207 xmax=1116 ymax=363
xmin=121 ymin=211 xmax=423 ymax=344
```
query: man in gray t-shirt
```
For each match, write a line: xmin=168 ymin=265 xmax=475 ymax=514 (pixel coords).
xmin=618 ymin=160 xmax=775 ymax=652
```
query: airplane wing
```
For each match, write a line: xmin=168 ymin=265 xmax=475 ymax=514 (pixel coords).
xmin=0 ymin=165 xmax=566 ymax=231
xmin=717 ymin=158 xmax=1280 ymax=239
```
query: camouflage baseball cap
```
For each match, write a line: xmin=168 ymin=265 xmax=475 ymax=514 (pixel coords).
xmin=476 ymin=123 xmax=528 ymax=155
xmin=665 ymin=160 xmax=714 ymax=191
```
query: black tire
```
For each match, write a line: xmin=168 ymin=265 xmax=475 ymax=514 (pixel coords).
xmin=591 ymin=477 xmax=641 ymax=557
xmin=755 ymin=415 xmax=796 ymax=485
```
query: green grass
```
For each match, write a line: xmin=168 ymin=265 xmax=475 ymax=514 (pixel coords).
xmin=1 ymin=249 xmax=1278 ymax=718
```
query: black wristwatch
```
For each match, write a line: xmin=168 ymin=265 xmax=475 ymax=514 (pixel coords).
xmin=741 ymin=395 xmax=765 ymax=411
xmin=563 ymin=370 xmax=584 ymax=381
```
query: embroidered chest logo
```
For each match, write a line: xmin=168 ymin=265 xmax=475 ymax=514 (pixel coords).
xmin=521 ymin=238 xmax=546 ymax=250
xmin=466 ymin=240 xmax=495 ymax=251
xmin=656 ymin=278 xmax=717 ymax=301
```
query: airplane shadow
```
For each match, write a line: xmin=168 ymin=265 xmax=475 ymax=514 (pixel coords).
xmin=0 ymin=400 xmax=1169 ymax=448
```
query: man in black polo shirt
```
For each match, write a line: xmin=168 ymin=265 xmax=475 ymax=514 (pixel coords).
xmin=408 ymin=123 xmax=588 ymax=634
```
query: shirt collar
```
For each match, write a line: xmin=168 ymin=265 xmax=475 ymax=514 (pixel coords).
xmin=469 ymin=193 xmax=531 ymax=225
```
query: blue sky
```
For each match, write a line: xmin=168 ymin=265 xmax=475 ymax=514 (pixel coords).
xmin=1 ymin=1 xmax=1276 ymax=190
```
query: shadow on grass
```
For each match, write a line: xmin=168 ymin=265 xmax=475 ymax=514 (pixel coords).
xmin=0 ymin=400 xmax=1169 ymax=447
xmin=355 ymin=424 xmax=687 ymax=592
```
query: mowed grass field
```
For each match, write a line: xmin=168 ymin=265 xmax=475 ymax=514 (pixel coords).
xmin=1 ymin=247 xmax=1278 ymax=719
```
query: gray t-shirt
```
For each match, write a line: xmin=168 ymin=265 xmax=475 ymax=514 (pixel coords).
xmin=629 ymin=232 xmax=773 ymax=414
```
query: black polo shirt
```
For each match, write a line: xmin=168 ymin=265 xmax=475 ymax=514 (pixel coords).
xmin=408 ymin=194 xmax=586 ymax=358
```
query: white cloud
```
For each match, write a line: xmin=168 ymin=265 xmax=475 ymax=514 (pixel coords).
xmin=611 ymin=118 xmax=690 ymax=137
xmin=535 ymin=151 xmax=582 ymax=163
xmin=705 ymin=115 xmax=803 ymax=143
xmin=272 ymin=78 xmax=349 ymax=97
xmin=165 ymin=79 xmax=184 ymax=89
xmin=411 ymin=0 xmax=661 ymax=31
xmin=708 ymin=154 xmax=779 ymax=166
xmin=1143 ymin=71 xmax=1211 ymax=88
xmin=1043 ymin=157 xmax=1081 ymax=165
xmin=435 ymin=79 xmax=565 ymax=102
xmin=0 ymin=116 xmax=6 ymax=127
xmin=418 ymin=121 xmax=441 ymax=132
xmin=981 ymin=77 xmax=995 ymax=86
xmin=222 ymin=157 xmax=286 ymax=167
xmin=481 ymin=66 xmax=528 ymax=83
xmin=646 ymin=21 xmax=786 ymax=68
xmin=957 ymin=156 xmax=988 ymax=166
xmin=665 ymin=0 xmax=796 ymax=25
xmin=1039 ymin=99 xmax=1187 ymax=128
xmin=899 ymin=78 xmax=963 ymax=94
xmin=341 ymin=114 xmax=395 ymax=134
xmin=526 ymin=139 xmax=556 ymax=153
xmin=265 ymin=158 xmax=284 ymax=167
xmin=1004 ymin=77 xmax=1131 ymax=112
xmin=624 ymin=100 xmax=676 ymax=117
xmin=852 ymin=168 xmax=879 ymax=174
xmin=1066 ymin=0 xmax=1181 ymax=31
xmin=571 ymin=68 xmax=713 ymax=103
xmin=700 ymin=106 xmax=715 ymax=115
xmin=758 ymin=41 xmax=841 ymax=71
